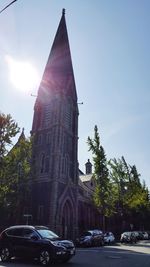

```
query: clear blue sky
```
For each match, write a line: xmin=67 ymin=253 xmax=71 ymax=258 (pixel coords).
xmin=0 ymin=0 xmax=150 ymax=187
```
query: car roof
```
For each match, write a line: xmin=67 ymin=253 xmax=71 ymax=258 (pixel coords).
xmin=87 ymin=229 xmax=103 ymax=233
xmin=6 ymin=225 xmax=35 ymax=230
xmin=4 ymin=225 xmax=49 ymax=231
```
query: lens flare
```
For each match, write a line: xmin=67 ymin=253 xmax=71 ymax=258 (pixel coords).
xmin=5 ymin=55 xmax=39 ymax=92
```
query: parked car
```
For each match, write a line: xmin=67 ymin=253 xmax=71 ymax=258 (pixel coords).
xmin=132 ymin=231 xmax=141 ymax=240
xmin=76 ymin=229 xmax=104 ymax=247
xmin=137 ymin=231 xmax=144 ymax=240
xmin=120 ymin=231 xmax=137 ymax=244
xmin=142 ymin=231 xmax=149 ymax=240
xmin=0 ymin=225 xmax=75 ymax=265
xmin=104 ymin=232 xmax=115 ymax=244
xmin=145 ymin=231 xmax=150 ymax=239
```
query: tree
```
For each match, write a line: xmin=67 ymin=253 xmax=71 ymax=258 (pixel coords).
xmin=0 ymin=112 xmax=20 ymax=160
xmin=108 ymin=157 xmax=150 ymax=230
xmin=0 ymin=113 xmax=31 ymax=225
xmin=87 ymin=125 xmax=114 ymax=230
xmin=0 ymin=112 xmax=20 ymax=224
xmin=0 ymin=134 xmax=32 ymax=225
xmin=108 ymin=157 xmax=130 ymax=213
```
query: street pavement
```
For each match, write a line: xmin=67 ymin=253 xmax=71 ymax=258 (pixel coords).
xmin=0 ymin=241 xmax=150 ymax=267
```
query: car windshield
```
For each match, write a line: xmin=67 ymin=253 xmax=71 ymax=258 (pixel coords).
xmin=37 ymin=229 xmax=59 ymax=240
xmin=81 ymin=231 xmax=92 ymax=237
xmin=104 ymin=233 xmax=109 ymax=236
xmin=123 ymin=232 xmax=130 ymax=236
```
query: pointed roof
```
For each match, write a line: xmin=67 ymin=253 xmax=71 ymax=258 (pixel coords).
xmin=9 ymin=128 xmax=26 ymax=153
xmin=14 ymin=128 xmax=25 ymax=148
xmin=18 ymin=128 xmax=25 ymax=142
xmin=38 ymin=9 xmax=77 ymax=102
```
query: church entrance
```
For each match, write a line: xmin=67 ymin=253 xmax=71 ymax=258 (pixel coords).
xmin=62 ymin=200 xmax=73 ymax=239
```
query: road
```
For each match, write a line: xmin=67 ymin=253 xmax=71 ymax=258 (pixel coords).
xmin=0 ymin=241 xmax=150 ymax=267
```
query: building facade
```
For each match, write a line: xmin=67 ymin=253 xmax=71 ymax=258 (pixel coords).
xmin=30 ymin=10 xmax=100 ymax=239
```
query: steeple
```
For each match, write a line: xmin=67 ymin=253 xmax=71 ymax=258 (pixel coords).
xmin=31 ymin=10 xmax=79 ymax=238
xmin=38 ymin=9 xmax=77 ymax=102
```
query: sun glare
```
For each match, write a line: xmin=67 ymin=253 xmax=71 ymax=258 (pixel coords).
xmin=5 ymin=55 xmax=39 ymax=92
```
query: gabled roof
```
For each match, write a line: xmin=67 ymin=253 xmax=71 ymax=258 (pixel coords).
xmin=80 ymin=173 xmax=93 ymax=183
xmin=79 ymin=169 xmax=84 ymax=175
xmin=79 ymin=173 xmax=96 ymax=194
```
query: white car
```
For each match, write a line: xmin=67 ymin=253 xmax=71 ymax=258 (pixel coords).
xmin=104 ymin=232 xmax=115 ymax=244
xmin=142 ymin=231 xmax=149 ymax=240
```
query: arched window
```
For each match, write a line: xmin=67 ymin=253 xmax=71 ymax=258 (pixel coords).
xmin=45 ymin=157 xmax=50 ymax=173
xmin=46 ymin=132 xmax=51 ymax=144
xmin=65 ymin=155 xmax=69 ymax=178
xmin=40 ymin=153 xmax=45 ymax=173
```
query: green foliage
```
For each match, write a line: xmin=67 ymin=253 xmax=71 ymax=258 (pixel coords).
xmin=1 ymin=137 xmax=32 ymax=209
xmin=88 ymin=125 xmax=150 ymax=230
xmin=108 ymin=157 xmax=150 ymax=219
xmin=0 ymin=112 xmax=20 ymax=159
xmin=87 ymin=125 xmax=114 ymax=218
xmin=0 ymin=113 xmax=32 ymax=224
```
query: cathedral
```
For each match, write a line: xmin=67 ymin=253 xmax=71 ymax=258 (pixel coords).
xmin=30 ymin=10 xmax=100 ymax=239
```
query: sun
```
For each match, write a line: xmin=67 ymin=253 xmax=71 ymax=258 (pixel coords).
xmin=5 ymin=55 xmax=40 ymax=92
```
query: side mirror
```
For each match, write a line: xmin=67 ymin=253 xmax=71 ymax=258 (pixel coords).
xmin=31 ymin=235 xmax=39 ymax=240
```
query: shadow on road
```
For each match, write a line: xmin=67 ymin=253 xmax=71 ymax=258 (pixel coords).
xmin=0 ymin=258 xmax=78 ymax=267
xmin=77 ymin=241 xmax=150 ymax=256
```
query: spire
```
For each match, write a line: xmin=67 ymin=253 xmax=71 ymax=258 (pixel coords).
xmin=62 ymin=8 xmax=65 ymax=15
xmin=13 ymin=128 xmax=25 ymax=150
xmin=18 ymin=128 xmax=25 ymax=142
xmin=39 ymin=9 xmax=77 ymax=101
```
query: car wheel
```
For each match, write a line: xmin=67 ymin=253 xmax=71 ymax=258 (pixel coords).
xmin=39 ymin=249 xmax=51 ymax=266
xmin=0 ymin=247 xmax=11 ymax=262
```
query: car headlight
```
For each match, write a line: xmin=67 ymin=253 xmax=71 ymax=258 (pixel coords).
xmin=51 ymin=241 xmax=65 ymax=248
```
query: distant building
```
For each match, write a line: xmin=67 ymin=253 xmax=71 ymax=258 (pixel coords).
xmin=30 ymin=10 xmax=100 ymax=239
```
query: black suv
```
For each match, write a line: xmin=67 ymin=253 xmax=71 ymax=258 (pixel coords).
xmin=0 ymin=225 xmax=75 ymax=265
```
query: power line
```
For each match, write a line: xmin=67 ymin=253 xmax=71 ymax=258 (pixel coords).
xmin=0 ymin=0 xmax=18 ymax=14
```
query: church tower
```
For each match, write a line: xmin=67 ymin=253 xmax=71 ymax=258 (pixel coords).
xmin=31 ymin=10 xmax=79 ymax=238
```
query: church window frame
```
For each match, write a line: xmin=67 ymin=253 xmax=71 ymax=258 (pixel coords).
xmin=45 ymin=156 xmax=50 ymax=173
xmin=38 ymin=134 xmax=42 ymax=145
xmin=65 ymin=155 xmax=69 ymax=178
xmin=40 ymin=153 xmax=45 ymax=173
xmin=62 ymin=157 xmax=65 ymax=175
xmin=46 ymin=132 xmax=51 ymax=144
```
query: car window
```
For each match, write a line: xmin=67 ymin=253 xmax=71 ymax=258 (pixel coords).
xmin=93 ymin=232 xmax=98 ymax=236
xmin=6 ymin=228 xmax=23 ymax=237
xmin=81 ymin=232 xmax=92 ymax=237
xmin=94 ymin=230 xmax=99 ymax=235
xmin=37 ymin=229 xmax=59 ymax=240
xmin=22 ymin=229 xmax=35 ymax=238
